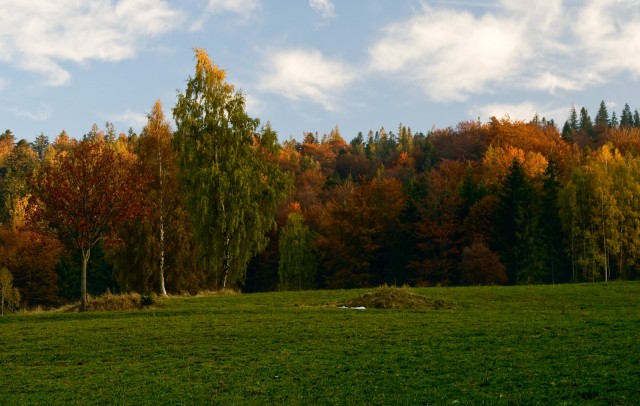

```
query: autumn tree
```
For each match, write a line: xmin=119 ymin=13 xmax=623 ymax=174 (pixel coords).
xmin=109 ymin=100 xmax=203 ymax=295
xmin=459 ymin=243 xmax=507 ymax=285
xmin=0 ymin=139 xmax=38 ymax=228
xmin=0 ymin=228 xmax=62 ymax=307
xmin=317 ymin=177 xmax=405 ymax=288
xmin=411 ymin=160 xmax=467 ymax=285
xmin=30 ymin=140 xmax=147 ymax=310
xmin=0 ymin=267 xmax=20 ymax=314
xmin=173 ymin=49 xmax=291 ymax=289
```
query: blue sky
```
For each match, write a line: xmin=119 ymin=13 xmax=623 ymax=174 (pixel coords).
xmin=1 ymin=0 xmax=640 ymax=142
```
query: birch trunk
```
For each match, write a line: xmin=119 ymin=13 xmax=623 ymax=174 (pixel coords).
xmin=158 ymin=144 xmax=167 ymax=296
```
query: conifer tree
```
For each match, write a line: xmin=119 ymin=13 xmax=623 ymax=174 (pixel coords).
xmin=579 ymin=107 xmax=594 ymax=138
xmin=620 ymin=103 xmax=633 ymax=128
xmin=494 ymin=159 xmax=545 ymax=284
xmin=594 ymin=101 xmax=609 ymax=135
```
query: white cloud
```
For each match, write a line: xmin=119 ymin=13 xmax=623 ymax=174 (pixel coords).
xmin=368 ymin=0 xmax=640 ymax=102
xmin=9 ymin=104 xmax=52 ymax=121
xmin=309 ymin=0 xmax=335 ymax=18
xmin=526 ymin=72 xmax=582 ymax=93
xmin=243 ymin=93 xmax=266 ymax=116
xmin=109 ymin=108 xmax=148 ymax=130
xmin=573 ymin=0 xmax=640 ymax=77
xmin=208 ymin=0 xmax=260 ymax=19
xmin=190 ymin=0 xmax=260 ymax=31
xmin=474 ymin=102 xmax=540 ymax=122
xmin=473 ymin=101 xmax=570 ymax=126
xmin=258 ymin=49 xmax=356 ymax=111
xmin=368 ymin=5 xmax=529 ymax=102
xmin=0 ymin=0 xmax=183 ymax=86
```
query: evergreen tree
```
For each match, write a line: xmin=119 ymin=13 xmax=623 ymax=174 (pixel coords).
xmin=540 ymin=159 xmax=570 ymax=283
xmin=494 ymin=159 xmax=546 ymax=284
xmin=562 ymin=105 xmax=579 ymax=140
xmin=594 ymin=100 xmax=609 ymax=135
xmin=620 ymin=103 xmax=633 ymax=128
xmin=579 ymin=107 xmax=594 ymax=138
xmin=173 ymin=49 xmax=292 ymax=289
xmin=610 ymin=111 xmax=619 ymax=128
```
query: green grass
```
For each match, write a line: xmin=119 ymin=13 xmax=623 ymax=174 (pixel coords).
xmin=1 ymin=283 xmax=639 ymax=405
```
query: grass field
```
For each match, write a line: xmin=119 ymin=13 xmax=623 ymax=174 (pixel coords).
xmin=1 ymin=283 xmax=639 ymax=405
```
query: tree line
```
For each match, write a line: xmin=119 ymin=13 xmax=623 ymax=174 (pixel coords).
xmin=2 ymin=49 xmax=640 ymax=311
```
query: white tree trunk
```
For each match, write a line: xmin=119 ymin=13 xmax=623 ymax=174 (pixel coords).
xmin=158 ymin=145 xmax=167 ymax=296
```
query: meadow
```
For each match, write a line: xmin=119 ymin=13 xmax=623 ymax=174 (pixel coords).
xmin=1 ymin=283 xmax=639 ymax=405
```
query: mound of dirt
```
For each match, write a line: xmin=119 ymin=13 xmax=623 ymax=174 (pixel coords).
xmin=339 ymin=285 xmax=453 ymax=310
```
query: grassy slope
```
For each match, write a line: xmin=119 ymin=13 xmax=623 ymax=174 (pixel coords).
xmin=1 ymin=283 xmax=639 ymax=405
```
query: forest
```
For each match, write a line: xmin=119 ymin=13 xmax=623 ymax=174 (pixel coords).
xmin=3 ymin=49 xmax=640 ymax=311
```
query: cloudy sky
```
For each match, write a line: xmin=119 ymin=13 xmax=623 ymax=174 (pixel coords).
xmin=1 ymin=0 xmax=640 ymax=142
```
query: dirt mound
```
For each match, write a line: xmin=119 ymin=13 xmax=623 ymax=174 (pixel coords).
xmin=339 ymin=285 xmax=453 ymax=310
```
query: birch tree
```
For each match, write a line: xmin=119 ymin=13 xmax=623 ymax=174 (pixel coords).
xmin=173 ymin=49 xmax=291 ymax=289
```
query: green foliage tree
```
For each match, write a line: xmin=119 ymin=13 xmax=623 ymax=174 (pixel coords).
xmin=0 ymin=267 xmax=20 ymax=314
xmin=173 ymin=49 xmax=292 ymax=289
xmin=278 ymin=210 xmax=317 ymax=290
xmin=558 ymin=145 xmax=634 ymax=282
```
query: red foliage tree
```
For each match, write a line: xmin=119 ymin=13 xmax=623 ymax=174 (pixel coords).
xmin=30 ymin=140 xmax=148 ymax=310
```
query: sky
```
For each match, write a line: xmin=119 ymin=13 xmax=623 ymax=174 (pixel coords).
xmin=1 ymin=0 xmax=640 ymax=143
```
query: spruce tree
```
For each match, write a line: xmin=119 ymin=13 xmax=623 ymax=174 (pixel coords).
xmin=594 ymin=100 xmax=609 ymax=135
xmin=620 ymin=103 xmax=633 ymax=128
xmin=494 ymin=159 xmax=545 ymax=284
xmin=579 ymin=107 xmax=594 ymax=138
